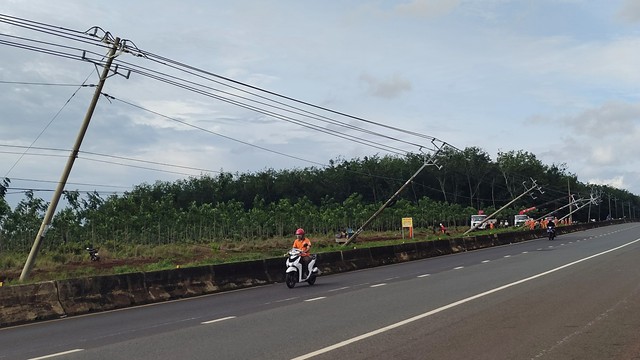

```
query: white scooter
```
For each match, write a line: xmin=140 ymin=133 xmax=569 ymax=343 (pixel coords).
xmin=285 ymin=248 xmax=319 ymax=288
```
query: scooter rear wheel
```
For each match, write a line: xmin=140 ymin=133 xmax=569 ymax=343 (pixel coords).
xmin=307 ymin=274 xmax=316 ymax=286
xmin=285 ymin=272 xmax=297 ymax=288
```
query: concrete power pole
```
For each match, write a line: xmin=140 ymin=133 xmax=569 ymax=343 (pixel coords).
xmin=20 ymin=37 xmax=121 ymax=281
xmin=568 ymin=179 xmax=572 ymax=224
xmin=463 ymin=180 xmax=541 ymax=235
xmin=343 ymin=142 xmax=446 ymax=247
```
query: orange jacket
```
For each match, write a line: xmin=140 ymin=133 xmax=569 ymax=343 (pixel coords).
xmin=292 ymin=237 xmax=311 ymax=256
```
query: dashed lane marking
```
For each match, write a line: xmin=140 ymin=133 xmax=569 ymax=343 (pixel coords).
xmin=201 ymin=316 xmax=236 ymax=324
xmin=29 ymin=349 xmax=84 ymax=359
xmin=305 ymin=297 xmax=327 ymax=302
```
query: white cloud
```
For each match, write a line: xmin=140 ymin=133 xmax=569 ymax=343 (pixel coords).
xmin=359 ymin=73 xmax=412 ymax=99
xmin=590 ymin=145 xmax=615 ymax=165
xmin=394 ymin=0 xmax=461 ymax=18
xmin=618 ymin=0 xmax=640 ymax=23
xmin=559 ymin=102 xmax=640 ymax=137
xmin=588 ymin=175 xmax=626 ymax=190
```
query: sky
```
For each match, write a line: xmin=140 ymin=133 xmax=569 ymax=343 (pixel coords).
xmin=1 ymin=0 xmax=640 ymax=209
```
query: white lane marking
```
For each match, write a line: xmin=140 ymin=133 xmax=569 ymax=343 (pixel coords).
xmin=417 ymin=274 xmax=430 ymax=278
xmin=265 ymin=297 xmax=298 ymax=305
xmin=201 ymin=316 xmax=236 ymax=324
xmin=275 ymin=297 xmax=298 ymax=303
xmin=504 ymin=255 xmax=511 ymax=258
xmin=305 ymin=297 xmax=326 ymax=302
xmin=522 ymin=251 xmax=529 ymax=254
xmin=370 ymin=283 xmax=387 ymax=288
xmin=328 ymin=287 xmax=350 ymax=292
xmin=482 ymin=260 xmax=490 ymax=263
xmin=29 ymin=349 xmax=83 ymax=359
xmin=453 ymin=266 xmax=464 ymax=270
xmin=384 ymin=277 xmax=399 ymax=281
xmin=291 ymin=238 xmax=640 ymax=360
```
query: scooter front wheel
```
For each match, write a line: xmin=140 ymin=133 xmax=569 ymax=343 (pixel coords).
xmin=286 ymin=272 xmax=297 ymax=288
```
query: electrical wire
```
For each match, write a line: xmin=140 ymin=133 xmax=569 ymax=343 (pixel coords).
xmin=0 ymin=17 xmax=444 ymax=157
xmin=2 ymin=70 xmax=94 ymax=178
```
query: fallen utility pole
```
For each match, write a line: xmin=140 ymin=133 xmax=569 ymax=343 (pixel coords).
xmin=559 ymin=195 xmax=598 ymax=223
xmin=343 ymin=144 xmax=444 ymax=246
xmin=463 ymin=180 xmax=541 ymax=235
xmin=20 ymin=37 xmax=122 ymax=282
xmin=536 ymin=195 xmax=581 ymax=222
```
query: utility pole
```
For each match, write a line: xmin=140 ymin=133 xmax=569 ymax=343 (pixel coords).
xmin=568 ymin=178 xmax=572 ymax=224
xmin=463 ymin=180 xmax=542 ymax=235
xmin=536 ymin=195 xmax=580 ymax=222
xmin=343 ymin=142 xmax=446 ymax=246
xmin=20 ymin=37 xmax=122 ymax=281
xmin=559 ymin=194 xmax=598 ymax=222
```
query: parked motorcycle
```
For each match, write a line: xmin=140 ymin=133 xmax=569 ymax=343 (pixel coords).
xmin=285 ymin=248 xmax=319 ymax=288
xmin=86 ymin=247 xmax=100 ymax=261
xmin=547 ymin=226 xmax=556 ymax=241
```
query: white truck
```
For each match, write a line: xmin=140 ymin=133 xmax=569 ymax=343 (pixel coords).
xmin=514 ymin=214 xmax=530 ymax=227
xmin=470 ymin=214 xmax=487 ymax=229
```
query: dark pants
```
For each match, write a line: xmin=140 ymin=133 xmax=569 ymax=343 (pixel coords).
xmin=301 ymin=255 xmax=310 ymax=276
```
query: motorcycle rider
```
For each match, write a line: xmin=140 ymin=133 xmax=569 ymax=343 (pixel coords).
xmin=547 ymin=217 xmax=556 ymax=236
xmin=292 ymin=228 xmax=312 ymax=278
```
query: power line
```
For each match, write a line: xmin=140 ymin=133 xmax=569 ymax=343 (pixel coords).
xmin=134 ymin=46 xmax=443 ymax=144
xmin=2 ymin=70 xmax=94 ymax=179
xmin=0 ymin=18 xmax=445 ymax=157
xmin=0 ymin=80 xmax=93 ymax=87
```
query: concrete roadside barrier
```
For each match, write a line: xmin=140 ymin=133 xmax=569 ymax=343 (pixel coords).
xmin=393 ymin=242 xmax=419 ymax=262
xmin=145 ymin=265 xmax=217 ymax=301
xmin=57 ymin=272 xmax=147 ymax=316
xmin=263 ymin=257 xmax=286 ymax=283
xmin=212 ymin=260 xmax=268 ymax=291
xmin=316 ymin=251 xmax=347 ymax=275
xmin=340 ymin=247 xmax=374 ymax=270
xmin=368 ymin=244 xmax=397 ymax=265
xmin=0 ymin=281 xmax=64 ymax=326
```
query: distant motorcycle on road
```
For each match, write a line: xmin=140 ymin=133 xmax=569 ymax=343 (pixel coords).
xmin=547 ymin=225 xmax=556 ymax=241
xmin=285 ymin=248 xmax=319 ymax=288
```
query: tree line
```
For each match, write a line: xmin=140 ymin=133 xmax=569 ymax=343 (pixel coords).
xmin=0 ymin=148 xmax=638 ymax=253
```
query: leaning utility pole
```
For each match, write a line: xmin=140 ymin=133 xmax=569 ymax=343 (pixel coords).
xmin=463 ymin=180 xmax=542 ymax=235
xmin=559 ymin=195 xmax=598 ymax=222
xmin=343 ymin=142 xmax=446 ymax=246
xmin=20 ymin=37 xmax=122 ymax=281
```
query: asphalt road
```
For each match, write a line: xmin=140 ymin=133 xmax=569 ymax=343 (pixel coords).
xmin=2 ymin=223 xmax=639 ymax=360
